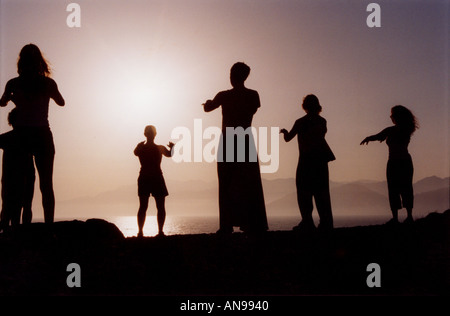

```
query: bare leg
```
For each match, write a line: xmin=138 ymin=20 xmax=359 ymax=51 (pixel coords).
xmin=137 ymin=195 xmax=149 ymax=237
xmin=154 ymin=196 xmax=166 ymax=236
xmin=22 ymin=165 xmax=35 ymax=225
xmin=34 ymin=152 xmax=55 ymax=224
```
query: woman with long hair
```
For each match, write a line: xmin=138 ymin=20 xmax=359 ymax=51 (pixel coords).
xmin=0 ymin=44 xmax=65 ymax=224
xmin=361 ymin=105 xmax=419 ymax=224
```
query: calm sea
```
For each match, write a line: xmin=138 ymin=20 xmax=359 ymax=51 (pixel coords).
xmin=105 ymin=215 xmax=390 ymax=238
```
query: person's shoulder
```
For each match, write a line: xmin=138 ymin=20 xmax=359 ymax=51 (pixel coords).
xmin=216 ymin=90 xmax=230 ymax=97
xmin=290 ymin=116 xmax=304 ymax=130
xmin=296 ymin=115 xmax=309 ymax=123
xmin=246 ymin=88 xmax=259 ymax=94
xmin=44 ymin=77 xmax=58 ymax=86
xmin=317 ymin=115 xmax=327 ymax=124
xmin=134 ymin=141 xmax=145 ymax=151
xmin=0 ymin=130 xmax=14 ymax=138
xmin=212 ymin=90 xmax=230 ymax=102
xmin=242 ymin=88 xmax=259 ymax=98
xmin=6 ymin=77 xmax=20 ymax=86
xmin=376 ymin=126 xmax=395 ymax=138
xmin=306 ymin=114 xmax=327 ymax=125
xmin=383 ymin=126 xmax=396 ymax=133
xmin=157 ymin=144 xmax=166 ymax=151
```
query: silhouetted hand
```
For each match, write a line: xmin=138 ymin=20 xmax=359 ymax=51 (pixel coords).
xmin=168 ymin=142 xmax=175 ymax=149
xmin=202 ymin=100 xmax=212 ymax=107
xmin=280 ymin=128 xmax=291 ymax=142
xmin=0 ymin=92 xmax=12 ymax=107
xmin=360 ymin=137 xmax=370 ymax=145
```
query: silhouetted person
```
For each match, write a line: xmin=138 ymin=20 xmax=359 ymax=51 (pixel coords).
xmin=0 ymin=44 xmax=65 ymax=224
xmin=203 ymin=62 xmax=268 ymax=235
xmin=134 ymin=125 xmax=174 ymax=237
xmin=0 ymin=109 xmax=35 ymax=232
xmin=361 ymin=105 xmax=419 ymax=224
xmin=280 ymin=94 xmax=335 ymax=232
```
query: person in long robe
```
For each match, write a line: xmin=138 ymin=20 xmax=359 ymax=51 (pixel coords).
xmin=203 ymin=62 xmax=268 ymax=234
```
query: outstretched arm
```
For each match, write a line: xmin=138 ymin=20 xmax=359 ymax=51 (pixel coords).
xmin=203 ymin=92 xmax=224 ymax=112
xmin=0 ymin=81 xmax=13 ymax=107
xmin=360 ymin=129 xmax=388 ymax=145
xmin=280 ymin=126 xmax=297 ymax=142
xmin=161 ymin=142 xmax=175 ymax=158
xmin=202 ymin=99 xmax=220 ymax=112
xmin=360 ymin=135 xmax=377 ymax=145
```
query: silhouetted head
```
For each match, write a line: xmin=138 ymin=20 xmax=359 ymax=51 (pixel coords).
xmin=230 ymin=62 xmax=250 ymax=87
xmin=302 ymin=94 xmax=322 ymax=114
xmin=144 ymin=125 xmax=157 ymax=141
xmin=17 ymin=44 xmax=51 ymax=77
xmin=390 ymin=105 xmax=419 ymax=134
xmin=7 ymin=108 xmax=18 ymax=128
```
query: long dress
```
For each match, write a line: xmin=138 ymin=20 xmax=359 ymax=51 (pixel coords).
xmin=205 ymin=87 xmax=268 ymax=233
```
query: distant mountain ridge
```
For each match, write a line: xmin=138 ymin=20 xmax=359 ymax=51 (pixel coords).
xmin=58 ymin=176 xmax=449 ymax=218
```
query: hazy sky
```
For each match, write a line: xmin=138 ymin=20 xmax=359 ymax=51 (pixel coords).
xmin=0 ymin=0 xmax=448 ymax=202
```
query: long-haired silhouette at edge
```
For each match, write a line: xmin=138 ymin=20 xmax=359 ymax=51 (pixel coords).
xmin=203 ymin=62 xmax=268 ymax=235
xmin=361 ymin=105 xmax=419 ymax=224
xmin=0 ymin=44 xmax=65 ymax=224
xmin=134 ymin=125 xmax=174 ymax=237
xmin=0 ymin=109 xmax=35 ymax=232
xmin=280 ymin=94 xmax=335 ymax=232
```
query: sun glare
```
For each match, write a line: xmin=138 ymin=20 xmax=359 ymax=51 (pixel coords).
xmin=103 ymin=58 xmax=187 ymax=136
xmin=128 ymin=81 xmax=154 ymax=108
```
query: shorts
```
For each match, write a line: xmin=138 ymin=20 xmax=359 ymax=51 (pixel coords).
xmin=138 ymin=173 xmax=168 ymax=198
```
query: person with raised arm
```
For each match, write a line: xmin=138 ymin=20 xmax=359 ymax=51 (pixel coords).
xmin=134 ymin=125 xmax=174 ymax=237
xmin=280 ymin=94 xmax=335 ymax=232
xmin=361 ymin=105 xmax=419 ymax=224
xmin=0 ymin=44 xmax=64 ymax=224
xmin=203 ymin=62 xmax=268 ymax=235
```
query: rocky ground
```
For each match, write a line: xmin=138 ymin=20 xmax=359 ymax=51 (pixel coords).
xmin=0 ymin=210 xmax=448 ymax=298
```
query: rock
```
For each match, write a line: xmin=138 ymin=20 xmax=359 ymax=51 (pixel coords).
xmin=0 ymin=211 xmax=448 ymax=296
xmin=1 ymin=218 xmax=124 ymax=247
